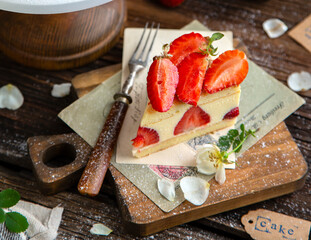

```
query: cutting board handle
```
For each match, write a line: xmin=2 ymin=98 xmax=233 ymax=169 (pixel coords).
xmin=77 ymin=99 xmax=128 ymax=196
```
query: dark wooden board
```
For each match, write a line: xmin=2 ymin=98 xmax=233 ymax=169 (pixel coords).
xmin=24 ymin=122 xmax=308 ymax=237
xmin=110 ymin=122 xmax=307 ymax=236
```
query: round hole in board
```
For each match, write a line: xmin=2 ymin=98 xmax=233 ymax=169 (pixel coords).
xmin=42 ymin=143 xmax=76 ymax=168
xmin=248 ymin=219 xmax=253 ymax=224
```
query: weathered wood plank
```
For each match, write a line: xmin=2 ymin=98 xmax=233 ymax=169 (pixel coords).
xmin=0 ymin=0 xmax=310 ymax=238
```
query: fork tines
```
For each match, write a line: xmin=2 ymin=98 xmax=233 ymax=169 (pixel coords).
xmin=131 ymin=22 xmax=160 ymax=66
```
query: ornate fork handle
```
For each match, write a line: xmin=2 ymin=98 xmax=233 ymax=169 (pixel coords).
xmin=77 ymin=23 xmax=159 ymax=197
xmin=77 ymin=98 xmax=128 ymax=196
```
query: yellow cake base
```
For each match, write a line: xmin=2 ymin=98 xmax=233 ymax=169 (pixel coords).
xmin=133 ymin=118 xmax=236 ymax=158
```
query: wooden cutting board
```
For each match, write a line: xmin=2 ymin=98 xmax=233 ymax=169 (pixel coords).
xmin=70 ymin=64 xmax=308 ymax=236
xmin=110 ymin=122 xmax=307 ymax=236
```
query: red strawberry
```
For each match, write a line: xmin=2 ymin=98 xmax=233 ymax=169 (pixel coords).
xmin=147 ymin=57 xmax=179 ymax=112
xmin=159 ymin=0 xmax=185 ymax=7
xmin=174 ymin=106 xmax=210 ymax=135
xmin=132 ymin=127 xmax=159 ymax=148
xmin=176 ymin=52 xmax=209 ymax=106
xmin=168 ymin=32 xmax=207 ymax=66
xmin=223 ymin=107 xmax=239 ymax=120
xmin=203 ymin=50 xmax=249 ymax=94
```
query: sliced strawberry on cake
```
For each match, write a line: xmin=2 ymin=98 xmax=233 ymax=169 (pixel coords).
xmin=176 ymin=52 xmax=210 ymax=106
xmin=132 ymin=33 xmax=249 ymax=158
xmin=132 ymin=126 xmax=159 ymax=148
xmin=147 ymin=56 xmax=179 ymax=112
xmin=203 ymin=49 xmax=248 ymax=93
xmin=168 ymin=32 xmax=208 ymax=66
xmin=174 ymin=106 xmax=210 ymax=135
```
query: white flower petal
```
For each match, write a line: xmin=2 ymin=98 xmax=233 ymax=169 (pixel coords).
xmin=180 ymin=176 xmax=210 ymax=206
xmin=287 ymin=71 xmax=311 ymax=92
xmin=196 ymin=144 xmax=220 ymax=175
xmin=215 ymin=162 xmax=226 ymax=185
xmin=90 ymin=223 xmax=112 ymax=236
xmin=263 ymin=18 xmax=288 ymax=38
xmin=51 ymin=83 xmax=72 ymax=97
xmin=0 ymin=84 xmax=24 ymax=110
xmin=157 ymin=178 xmax=175 ymax=201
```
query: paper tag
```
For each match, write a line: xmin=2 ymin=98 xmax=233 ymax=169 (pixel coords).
xmin=288 ymin=14 xmax=311 ymax=53
xmin=242 ymin=209 xmax=311 ymax=240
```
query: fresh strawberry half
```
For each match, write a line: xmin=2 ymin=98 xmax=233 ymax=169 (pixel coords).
xmin=203 ymin=50 xmax=249 ymax=94
xmin=147 ymin=57 xmax=179 ymax=112
xmin=132 ymin=127 xmax=160 ymax=148
xmin=159 ymin=0 xmax=185 ymax=7
xmin=168 ymin=32 xmax=207 ymax=66
xmin=223 ymin=107 xmax=239 ymax=120
xmin=174 ymin=106 xmax=210 ymax=135
xmin=176 ymin=52 xmax=209 ymax=106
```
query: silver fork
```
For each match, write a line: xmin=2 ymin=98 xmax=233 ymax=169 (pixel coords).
xmin=78 ymin=22 xmax=160 ymax=197
xmin=116 ymin=22 xmax=160 ymax=99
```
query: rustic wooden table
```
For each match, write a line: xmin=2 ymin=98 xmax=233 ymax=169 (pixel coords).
xmin=0 ymin=0 xmax=310 ymax=239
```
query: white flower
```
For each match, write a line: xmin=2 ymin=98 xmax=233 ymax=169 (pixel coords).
xmin=157 ymin=178 xmax=175 ymax=201
xmin=215 ymin=162 xmax=226 ymax=185
xmin=196 ymin=144 xmax=221 ymax=175
xmin=262 ymin=18 xmax=288 ymax=39
xmin=90 ymin=223 xmax=112 ymax=236
xmin=51 ymin=83 xmax=71 ymax=97
xmin=180 ymin=176 xmax=210 ymax=206
xmin=0 ymin=84 xmax=24 ymax=110
xmin=287 ymin=71 xmax=311 ymax=92
xmin=196 ymin=144 xmax=227 ymax=185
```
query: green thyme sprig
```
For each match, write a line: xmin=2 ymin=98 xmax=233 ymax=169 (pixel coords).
xmin=207 ymin=32 xmax=224 ymax=56
xmin=217 ymin=124 xmax=256 ymax=163
xmin=0 ymin=189 xmax=28 ymax=233
xmin=200 ymin=32 xmax=224 ymax=56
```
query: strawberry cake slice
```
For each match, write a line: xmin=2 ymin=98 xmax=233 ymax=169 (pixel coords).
xmin=132 ymin=32 xmax=248 ymax=158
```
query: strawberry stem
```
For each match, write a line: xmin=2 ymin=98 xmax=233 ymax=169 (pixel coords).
xmin=206 ymin=32 xmax=224 ymax=56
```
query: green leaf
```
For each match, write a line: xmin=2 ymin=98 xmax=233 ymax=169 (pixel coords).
xmin=0 ymin=189 xmax=20 ymax=208
xmin=210 ymin=33 xmax=224 ymax=42
xmin=239 ymin=124 xmax=245 ymax=141
xmin=228 ymin=129 xmax=239 ymax=141
xmin=207 ymin=32 xmax=224 ymax=56
xmin=5 ymin=212 xmax=28 ymax=233
xmin=218 ymin=136 xmax=230 ymax=151
xmin=0 ymin=208 xmax=6 ymax=223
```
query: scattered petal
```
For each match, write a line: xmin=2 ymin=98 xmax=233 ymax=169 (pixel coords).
xmin=196 ymin=144 xmax=221 ymax=175
xmin=287 ymin=71 xmax=311 ymax=92
xmin=0 ymin=84 xmax=24 ymax=110
xmin=51 ymin=83 xmax=71 ymax=97
xmin=263 ymin=18 xmax=288 ymax=38
xmin=215 ymin=162 xmax=226 ymax=185
xmin=90 ymin=223 xmax=112 ymax=236
xmin=157 ymin=178 xmax=175 ymax=201
xmin=180 ymin=176 xmax=210 ymax=206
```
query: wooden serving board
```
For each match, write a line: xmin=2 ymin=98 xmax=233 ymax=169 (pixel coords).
xmin=70 ymin=65 xmax=308 ymax=236
xmin=109 ymin=122 xmax=307 ymax=236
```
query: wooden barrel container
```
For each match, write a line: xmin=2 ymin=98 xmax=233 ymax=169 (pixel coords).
xmin=0 ymin=0 xmax=126 ymax=70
